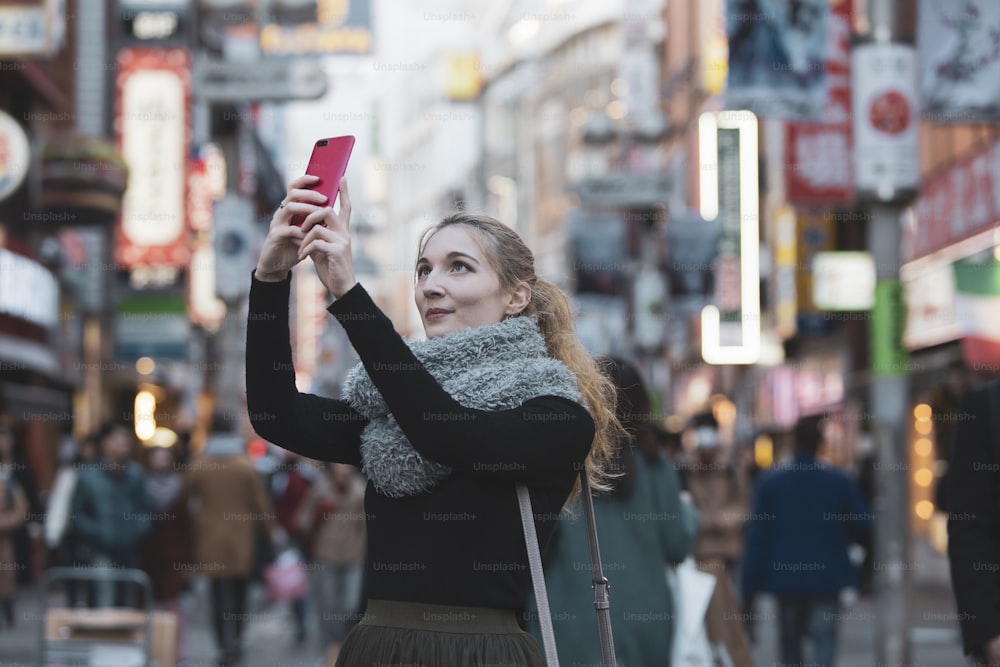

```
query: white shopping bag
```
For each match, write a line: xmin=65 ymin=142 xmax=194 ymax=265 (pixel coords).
xmin=667 ymin=557 xmax=716 ymax=667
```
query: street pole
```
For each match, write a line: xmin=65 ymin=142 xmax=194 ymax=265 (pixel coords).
xmin=870 ymin=205 xmax=910 ymax=666
xmin=866 ymin=1 xmax=911 ymax=664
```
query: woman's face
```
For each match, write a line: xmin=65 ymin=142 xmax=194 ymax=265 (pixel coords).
xmin=415 ymin=225 xmax=524 ymax=338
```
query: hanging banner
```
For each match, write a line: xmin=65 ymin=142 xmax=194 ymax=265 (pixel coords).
xmin=784 ymin=0 xmax=853 ymax=204
xmin=724 ymin=0 xmax=829 ymax=120
xmin=919 ymin=0 xmax=1000 ymax=123
xmin=114 ymin=48 xmax=191 ymax=270
xmin=852 ymin=42 xmax=920 ymax=202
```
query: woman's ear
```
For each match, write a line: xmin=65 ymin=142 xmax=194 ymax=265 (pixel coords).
xmin=506 ymin=282 xmax=531 ymax=316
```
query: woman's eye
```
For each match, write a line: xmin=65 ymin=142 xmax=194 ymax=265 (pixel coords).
xmin=416 ymin=266 xmax=429 ymax=277
xmin=452 ymin=261 xmax=468 ymax=272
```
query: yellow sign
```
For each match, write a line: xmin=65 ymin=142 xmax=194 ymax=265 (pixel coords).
xmin=447 ymin=54 xmax=481 ymax=100
xmin=260 ymin=24 xmax=371 ymax=55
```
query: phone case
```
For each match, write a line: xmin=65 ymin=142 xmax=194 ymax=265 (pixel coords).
xmin=291 ymin=135 xmax=356 ymax=226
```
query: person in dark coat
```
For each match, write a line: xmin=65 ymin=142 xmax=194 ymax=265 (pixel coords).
xmin=526 ymin=356 xmax=698 ymax=666
xmin=69 ymin=420 xmax=151 ymax=607
xmin=947 ymin=379 xmax=1000 ymax=665
xmin=141 ymin=445 xmax=193 ymax=661
xmin=742 ymin=413 xmax=872 ymax=667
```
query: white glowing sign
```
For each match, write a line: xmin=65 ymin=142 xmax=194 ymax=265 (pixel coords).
xmin=699 ymin=110 xmax=761 ymax=364
xmin=120 ymin=65 xmax=186 ymax=261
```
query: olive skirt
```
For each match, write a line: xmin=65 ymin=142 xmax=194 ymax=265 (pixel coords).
xmin=334 ymin=598 xmax=546 ymax=667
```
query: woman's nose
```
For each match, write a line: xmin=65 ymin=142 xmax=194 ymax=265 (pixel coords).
xmin=421 ymin=271 xmax=444 ymax=297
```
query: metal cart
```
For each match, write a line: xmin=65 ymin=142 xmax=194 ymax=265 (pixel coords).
xmin=39 ymin=566 xmax=154 ymax=667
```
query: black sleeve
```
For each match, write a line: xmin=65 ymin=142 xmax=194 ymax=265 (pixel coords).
xmin=328 ymin=283 xmax=595 ymax=489
xmin=245 ymin=271 xmax=366 ymax=466
xmin=947 ymin=384 xmax=1000 ymax=654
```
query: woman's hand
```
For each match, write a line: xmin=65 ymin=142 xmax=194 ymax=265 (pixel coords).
xmin=254 ymin=174 xmax=328 ymax=282
xmin=298 ymin=178 xmax=357 ymax=299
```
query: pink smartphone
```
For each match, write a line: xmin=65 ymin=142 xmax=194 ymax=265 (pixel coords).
xmin=291 ymin=135 xmax=356 ymax=226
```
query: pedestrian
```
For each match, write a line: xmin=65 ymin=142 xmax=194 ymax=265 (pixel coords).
xmin=69 ymin=420 xmax=151 ymax=607
xmin=0 ymin=423 xmax=42 ymax=589
xmin=947 ymin=379 xmax=1000 ymax=666
xmin=741 ymin=413 xmax=873 ymax=667
xmin=141 ymin=445 xmax=193 ymax=662
xmin=296 ymin=462 xmax=367 ymax=665
xmin=681 ymin=410 xmax=749 ymax=581
xmin=45 ymin=432 xmax=98 ymax=606
xmin=184 ymin=412 xmax=274 ymax=666
xmin=247 ymin=177 xmax=623 ymax=666
xmin=267 ymin=450 xmax=315 ymax=645
xmin=526 ymin=356 xmax=698 ymax=665
xmin=0 ymin=428 xmax=28 ymax=629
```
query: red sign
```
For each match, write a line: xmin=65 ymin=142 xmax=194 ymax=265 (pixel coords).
xmin=869 ymin=90 xmax=911 ymax=135
xmin=904 ymin=139 xmax=1000 ymax=262
xmin=114 ymin=48 xmax=191 ymax=269
xmin=784 ymin=0 xmax=853 ymax=204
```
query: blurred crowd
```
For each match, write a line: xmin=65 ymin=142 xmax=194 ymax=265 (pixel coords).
xmin=0 ymin=364 xmax=878 ymax=666
xmin=0 ymin=414 xmax=366 ymax=666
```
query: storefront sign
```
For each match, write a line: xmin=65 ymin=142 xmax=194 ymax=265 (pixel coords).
xmin=904 ymin=138 xmax=1000 ymax=262
xmin=260 ymin=0 xmax=372 ymax=55
xmin=0 ymin=0 xmax=64 ymax=56
xmin=0 ymin=248 xmax=58 ymax=328
xmin=812 ymin=251 xmax=875 ymax=310
xmin=903 ymin=260 xmax=959 ymax=350
xmin=115 ymin=48 xmax=190 ymax=270
xmin=0 ymin=110 xmax=30 ymax=202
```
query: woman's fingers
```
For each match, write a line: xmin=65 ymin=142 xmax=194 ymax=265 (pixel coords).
xmin=336 ymin=178 xmax=351 ymax=228
xmin=286 ymin=187 xmax=328 ymax=206
xmin=297 ymin=219 xmax=343 ymax=258
xmin=287 ymin=174 xmax=320 ymax=190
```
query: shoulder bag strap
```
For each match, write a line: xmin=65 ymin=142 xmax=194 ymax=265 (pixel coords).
xmin=517 ymin=483 xmax=560 ymax=666
xmin=578 ymin=469 xmax=617 ymax=667
xmin=517 ymin=476 xmax=618 ymax=667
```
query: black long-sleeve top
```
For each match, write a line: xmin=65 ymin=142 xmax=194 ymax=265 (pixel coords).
xmin=246 ymin=273 xmax=595 ymax=610
xmin=947 ymin=382 xmax=1000 ymax=655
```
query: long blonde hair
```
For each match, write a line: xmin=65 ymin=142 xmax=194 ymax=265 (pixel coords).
xmin=416 ymin=212 xmax=627 ymax=493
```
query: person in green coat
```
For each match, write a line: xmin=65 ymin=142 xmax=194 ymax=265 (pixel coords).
xmin=526 ymin=356 xmax=699 ymax=666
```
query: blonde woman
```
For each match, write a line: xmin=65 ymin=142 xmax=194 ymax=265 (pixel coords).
xmin=247 ymin=176 xmax=622 ymax=666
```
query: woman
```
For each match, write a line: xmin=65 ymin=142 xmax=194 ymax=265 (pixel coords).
xmin=528 ymin=356 xmax=698 ymax=666
xmin=247 ymin=176 xmax=622 ymax=665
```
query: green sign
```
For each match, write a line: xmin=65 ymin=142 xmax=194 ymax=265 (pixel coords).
xmin=115 ymin=295 xmax=189 ymax=361
xmin=871 ymin=280 xmax=907 ymax=376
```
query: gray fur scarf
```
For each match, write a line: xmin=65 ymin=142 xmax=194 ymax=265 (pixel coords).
xmin=341 ymin=315 xmax=583 ymax=498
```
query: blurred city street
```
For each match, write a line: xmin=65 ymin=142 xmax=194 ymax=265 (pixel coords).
xmin=3 ymin=0 xmax=1000 ymax=665
xmin=0 ymin=541 xmax=968 ymax=667
xmin=0 ymin=578 xmax=331 ymax=667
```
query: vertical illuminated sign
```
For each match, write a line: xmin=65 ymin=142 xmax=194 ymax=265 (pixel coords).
xmin=699 ymin=110 xmax=761 ymax=364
